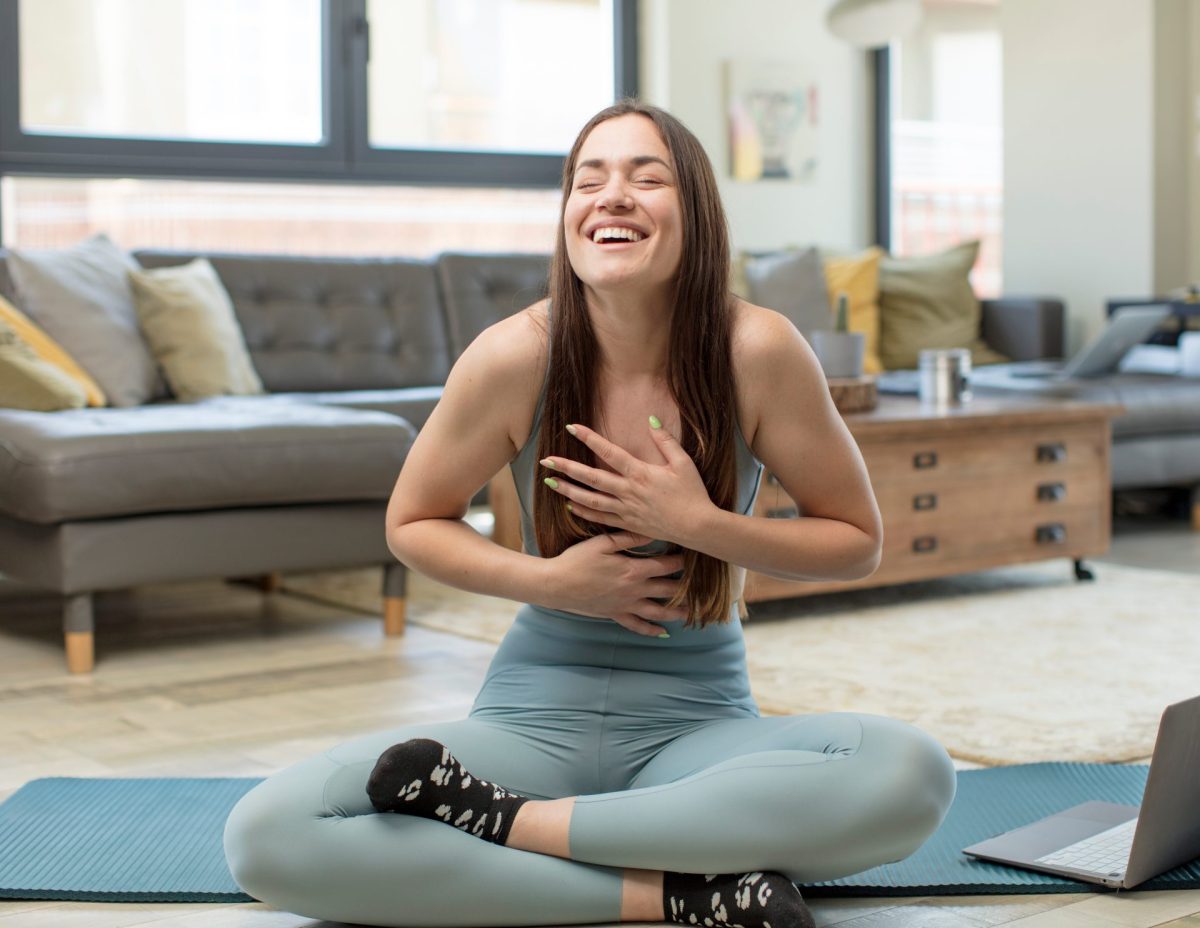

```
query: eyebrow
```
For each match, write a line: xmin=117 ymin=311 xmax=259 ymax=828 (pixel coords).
xmin=574 ymin=155 xmax=673 ymax=173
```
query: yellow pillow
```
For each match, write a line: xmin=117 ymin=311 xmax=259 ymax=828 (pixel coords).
xmin=0 ymin=294 xmax=107 ymax=406
xmin=823 ymin=247 xmax=883 ymax=375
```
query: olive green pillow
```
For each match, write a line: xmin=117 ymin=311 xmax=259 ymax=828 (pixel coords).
xmin=128 ymin=258 xmax=264 ymax=402
xmin=0 ymin=317 xmax=87 ymax=411
xmin=878 ymin=241 xmax=1007 ymax=370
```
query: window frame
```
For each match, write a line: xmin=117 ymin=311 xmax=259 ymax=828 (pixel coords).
xmin=0 ymin=0 xmax=639 ymax=188
xmin=872 ymin=45 xmax=891 ymax=250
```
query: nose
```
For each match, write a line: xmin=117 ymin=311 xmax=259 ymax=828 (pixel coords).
xmin=597 ymin=176 xmax=634 ymax=211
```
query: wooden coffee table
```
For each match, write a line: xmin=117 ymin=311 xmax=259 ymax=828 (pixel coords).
xmin=746 ymin=394 xmax=1124 ymax=601
xmin=488 ymin=394 xmax=1125 ymax=602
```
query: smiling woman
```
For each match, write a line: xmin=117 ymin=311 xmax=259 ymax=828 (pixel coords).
xmin=222 ymin=101 xmax=955 ymax=928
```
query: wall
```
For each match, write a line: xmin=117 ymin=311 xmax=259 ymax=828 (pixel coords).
xmin=1002 ymin=0 xmax=1157 ymax=349
xmin=639 ymin=0 xmax=874 ymax=253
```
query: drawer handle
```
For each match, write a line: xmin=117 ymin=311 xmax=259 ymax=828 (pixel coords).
xmin=1037 ymin=482 xmax=1067 ymax=502
xmin=766 ymin=506 xmax=799 ymax=520
xmin=1036 ymin=523 xmax=1067 ymax=544
xmin=912 ymin=535 xmax=938 ymax=554
xmin=913 ymin=451 xmax=938 ymax=469
xmin=912 ymin=493 xmax=938 ymax=511
xmin=1037 ymin=442 xmax=1067 ymax=463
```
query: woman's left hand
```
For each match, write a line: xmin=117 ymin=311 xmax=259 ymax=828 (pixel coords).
xmin=539 ymin=419 xmax=716 ymax=546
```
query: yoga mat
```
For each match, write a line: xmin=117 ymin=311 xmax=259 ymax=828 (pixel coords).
xmin=1 ymin=765 xmax=1198 ymax=902
xmin=806 ymin=762 xmax=1200 ymax=896
xmin=0 ymin=777 xmax=260 ymax=902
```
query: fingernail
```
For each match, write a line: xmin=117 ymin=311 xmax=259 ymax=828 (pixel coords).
xmin=649 ymin=415 xmax=662 ymax=430
xmin=658 ymin=632 xmax=671 ymax=639
xmin=566 ymin=424 xmax=578 ymax=436
xmin=543 ymin=477 xmax=559 ymax=489
xmin=540 ymin=458 xmax=556 ymax=469
xmin=566 ymin=502 xmax=573 ymax=511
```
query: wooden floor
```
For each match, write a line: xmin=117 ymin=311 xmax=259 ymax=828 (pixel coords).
xmin=0 ymin=511 xmax=1197 ymax=927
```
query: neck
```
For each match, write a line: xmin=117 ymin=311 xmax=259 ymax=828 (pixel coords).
xmin=584 ymin=282 xmax=674 ymax=380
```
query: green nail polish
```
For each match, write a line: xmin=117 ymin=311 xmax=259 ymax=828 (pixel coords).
xmin=543 ymin=477 xmax=559 ymax=489
xmin=540 ymin=458 xmax=556 ymax=469
xmin=565 ymin=424 xmax=578 ymax=436
xmin=649 ymin=415 xmax=662 ymax=430
xmin=658 ymin=632 xmax=671 ymax=639
xmin=565 ymin=503 xmax=573 ymax=512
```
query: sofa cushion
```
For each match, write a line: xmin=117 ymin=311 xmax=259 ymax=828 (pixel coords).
xmin=0 ymin=317 xmax=88 ymax=411
xmin=270 ymin=386 xmax=444 ymax=432
xmin=878 ymin=241 xmax=1008 ymax=370
xmin=0 ymin=398 xmax=415 ymax=524
xmin=129 ymin=258 xmax=264 ymax=401
xmin=741 ymin=247 xmax=831 ymax=339
xmin=0 ymin=294 xmax=107 ymax=406
xmin=134 ymin=251 xmax=451 ymax=393
xmin=823 ymin=247 xmax=884 ymax=374
xmin=5 ymin=235 xmax=168 ymax=407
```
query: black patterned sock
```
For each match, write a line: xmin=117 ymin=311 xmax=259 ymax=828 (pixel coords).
xmin=366 ymin=738 xmax=529 ymax=845
xmin=663 ymin=871 xmax=815 ymax=928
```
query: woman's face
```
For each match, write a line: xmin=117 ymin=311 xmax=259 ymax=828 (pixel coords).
xmin=563 ymin=114 xmax=684 ymax=297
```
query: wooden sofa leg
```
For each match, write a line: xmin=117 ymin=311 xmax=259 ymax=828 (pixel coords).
xmin=63 ymin=593 xmax=94 ymax=674
xmin=382 ymin=562 xmax=407 ymax=636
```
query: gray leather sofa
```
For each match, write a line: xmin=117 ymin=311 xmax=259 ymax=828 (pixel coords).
xmin=0 ymin=249 xmax=551 ymax=672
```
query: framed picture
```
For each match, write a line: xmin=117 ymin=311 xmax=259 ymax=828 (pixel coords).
xmin=725 ymin=60 xmax=819 ymax=182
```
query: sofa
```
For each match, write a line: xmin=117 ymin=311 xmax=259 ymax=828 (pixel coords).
xmin=1 ymin=244 xmax=1182 ymax=675
xmin=0 ymin=249 xmax=552 ymax=673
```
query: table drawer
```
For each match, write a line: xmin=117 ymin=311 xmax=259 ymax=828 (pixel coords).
xmin=857 ymin=423 xmax=1106 ymax=480
xmin=871 ymin=467 xmax=1105 ymax=523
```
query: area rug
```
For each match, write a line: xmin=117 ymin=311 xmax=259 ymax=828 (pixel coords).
xmin=282 ymin=561 xmax=1200 ymax=766
xmin=4 ymin=766 xmax=1199 ymax=901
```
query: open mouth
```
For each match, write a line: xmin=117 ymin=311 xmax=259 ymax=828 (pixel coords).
xmin=590 ymin=226 xmax=647 ymax=245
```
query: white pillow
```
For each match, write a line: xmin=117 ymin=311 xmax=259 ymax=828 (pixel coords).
xmin=6 ymin=234 xmax=166 ymax=407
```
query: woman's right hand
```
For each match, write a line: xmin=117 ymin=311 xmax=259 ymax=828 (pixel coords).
xmin=542 ymin=531 xmax=688 ymax=637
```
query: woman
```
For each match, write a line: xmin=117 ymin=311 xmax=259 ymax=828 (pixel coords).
xmin=224 ymin=101 xmax=956 ymax=928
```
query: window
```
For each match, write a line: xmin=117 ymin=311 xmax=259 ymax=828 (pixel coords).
xmin=0 ymin=0 xmax=637 ymax=198
xmin=0 ymin=175 xmax=561 ymax=256
xmin=875 ymin=0 xmax=1002 ymax=296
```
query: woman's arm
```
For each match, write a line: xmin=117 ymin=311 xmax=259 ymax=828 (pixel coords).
xmin=680 ymin=305 xmax=882 ymax=581
xmin=386 ymin=309 xmax=555 ymax=603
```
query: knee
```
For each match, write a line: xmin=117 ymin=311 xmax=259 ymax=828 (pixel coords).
xmin=223 ymin=778 xmax=324 ymax=909
xmin=865 ymin=718 xmax=956 ymax=858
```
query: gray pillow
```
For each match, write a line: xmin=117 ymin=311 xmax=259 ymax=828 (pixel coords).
xmin=742 ymin=247 xmax=831 ymax=338
xmin=6 ymin=234 xmax=166 ymax=407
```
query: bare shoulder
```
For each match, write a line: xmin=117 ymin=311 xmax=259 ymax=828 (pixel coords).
xmin=447 ymin=298 xmax=550 ymax=452
xmin=730 ymin=299 xmax=822 ymax=450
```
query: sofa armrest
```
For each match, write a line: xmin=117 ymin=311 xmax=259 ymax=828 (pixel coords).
xmin=980 ymin=297 xmax=1065 ymax=361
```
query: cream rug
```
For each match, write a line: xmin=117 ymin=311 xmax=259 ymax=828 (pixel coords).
xmin=282 ymin=561 xmax=1200 ymax=767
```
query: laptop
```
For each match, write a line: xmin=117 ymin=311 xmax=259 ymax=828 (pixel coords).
xmin=962 ymin=694 xmax=1200 ymax=890
xmin=973 ymin=304 xmax=1170 ymax=386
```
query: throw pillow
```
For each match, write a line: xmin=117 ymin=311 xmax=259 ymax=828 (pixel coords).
xmin=740 ymin=247 xmax=831 ymax=338
xmin=877 ymin=240 xmax=1008 ymax=370
xmin=823 ymin=246 xmax=884 ymax=375
xmin=5 ymin=233 xmax=166 ymax=406
xmin=0 ymin=294 xmax=107 ymax=406
xmin=0 ymin=317 xmax=87 ymax=411
xmin=127 ymin=258 xmax=264 ymax=402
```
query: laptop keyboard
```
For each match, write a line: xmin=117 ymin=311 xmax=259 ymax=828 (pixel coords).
xmin=1035 ymin=818 xmax=1137 ymax=876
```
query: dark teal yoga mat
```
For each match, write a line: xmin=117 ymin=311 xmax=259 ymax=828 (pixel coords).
xmin=0 ymin=777 xmax=259 ymax=902
xmin=808 ymin=762 xmax=1200 ymax=896
xmin=1 ymin=765 xmax=1199 ymax=902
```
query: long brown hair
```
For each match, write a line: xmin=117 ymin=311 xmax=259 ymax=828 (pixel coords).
xmin=533 ymin=100 xmax=739 ymax=629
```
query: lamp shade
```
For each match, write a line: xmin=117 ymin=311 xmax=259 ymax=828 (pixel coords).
xmin=826 ymin=0 xmax=922 ymax=48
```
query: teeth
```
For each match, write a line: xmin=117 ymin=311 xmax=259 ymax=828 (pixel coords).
xmin=592 ymin=226 xmax=644 ymax=243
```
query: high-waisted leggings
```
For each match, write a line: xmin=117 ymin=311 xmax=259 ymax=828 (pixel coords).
xmin=224 ymin=603 xmax=957 ymax=927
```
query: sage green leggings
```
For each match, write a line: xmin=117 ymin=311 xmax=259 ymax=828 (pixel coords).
xmin=224 ymin=603 xmax=956 ymax=926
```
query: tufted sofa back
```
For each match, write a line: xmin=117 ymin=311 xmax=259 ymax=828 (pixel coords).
xmin=0 ymin=247 xmax=552 ymax=394
xmin=134 ymin=251 xmax=451 ymax=393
